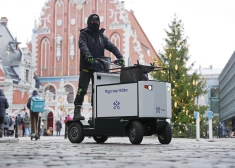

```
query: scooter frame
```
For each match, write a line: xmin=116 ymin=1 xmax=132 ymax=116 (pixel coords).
xmin=67 ymin=60 xmax=172 ymax=145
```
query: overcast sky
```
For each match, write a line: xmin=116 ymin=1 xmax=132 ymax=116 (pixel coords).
xmin=0 ymin=0 xmax=235 ymax=69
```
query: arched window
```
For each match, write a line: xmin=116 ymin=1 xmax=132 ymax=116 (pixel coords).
xmin=110 ymin=33 xmax=121 ymax=61
xmin=41 ymin=38 xmax=50 ymax=76
xmin=44 ymin=85 xmax=56 ymax=100
xmin=65 ymin=85 xmax=74 ymax=103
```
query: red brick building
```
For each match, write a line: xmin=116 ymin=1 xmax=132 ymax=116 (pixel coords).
xmin=30 ymin=0 xmax=159 ymax=131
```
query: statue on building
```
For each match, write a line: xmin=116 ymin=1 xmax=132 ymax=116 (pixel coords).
xmin=34 ymin=73 xmax=41 ymax=89
xmin=56 ymin=34 xmax=62 ymax=60
xmin=45 ymin=90 xmax=54 ymax=101
xmin=58 ymin=78 xmax=66 ymax=92
xmin=69 ymin=33 xmax=75 ymax=60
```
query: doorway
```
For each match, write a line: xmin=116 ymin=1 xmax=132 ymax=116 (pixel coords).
xmin=47 ymin=112 xmax=54 ymax=135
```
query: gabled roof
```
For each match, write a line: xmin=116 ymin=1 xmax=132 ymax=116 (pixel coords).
xmin=0 ymin=21 xmax=22 ymax=81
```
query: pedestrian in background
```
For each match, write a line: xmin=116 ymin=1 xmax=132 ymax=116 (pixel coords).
xmin=22 ymin=120 xmax=25 ymax=137
xmin=67 ymin=114 xmax=72 ymax=121
xmin=39 ymin=120 xmax=44 ymax=137
xmin=23 ymin=112 xmax=31 ymax=137
xmin=8 ymin=115 xmax=15 ymax=136
xmin=55 ymin=120 xmax=62 ymax=136
xmin=17 ymin=114 xmax=23 ymax=137
xmin=0 ymin=89 xmax=9 ymax=138
xmin=3 ymin=113 xmax=10 ymax=137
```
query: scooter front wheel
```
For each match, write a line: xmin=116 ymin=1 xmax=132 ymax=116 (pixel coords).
xmin=93 ymin=136 xmax=108 ymax=143
xmin=68 ymin=122 xmax=84 ymax=143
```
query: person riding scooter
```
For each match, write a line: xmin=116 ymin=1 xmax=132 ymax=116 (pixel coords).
xmin=73 ymin=13 xmax=125 ymax=120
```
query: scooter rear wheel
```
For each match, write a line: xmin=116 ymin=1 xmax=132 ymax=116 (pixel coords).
xmin=158 ymin=122 xmax=172 ymax=144
xmin=68 ymin=122 xmax=84 ymax=143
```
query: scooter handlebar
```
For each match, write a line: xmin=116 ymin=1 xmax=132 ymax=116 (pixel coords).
xmin=95 ymin=58 xmax=125 ymax=67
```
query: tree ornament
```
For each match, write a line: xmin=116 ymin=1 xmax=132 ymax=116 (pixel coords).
xmin=187 ymin=90 xmax=189 ymax=96
xmin=174 ymin=102 xmax=177 ymax=107
xmin=175 ymin=64 xmax=178 ymax=70
xmin=186 ymin=43 xmax=189 ymax=49
xmin=183 ymin=58 xmax=186 ymax=64
xmin=169 ymin=53 xmax=172 ymax=59
xmin=177 ymin=40 xmax=181 ymax=46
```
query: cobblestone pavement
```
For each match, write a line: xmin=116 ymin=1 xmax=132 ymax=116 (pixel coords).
xmin=0 ymin=136 xmax=235 ymax=168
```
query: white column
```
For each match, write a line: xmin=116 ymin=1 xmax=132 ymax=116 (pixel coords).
xmin=196 ymin=117 xmax=200 ymax=140
xmin=194 ymin=111 xmax=200 ymax=141
xmin=207 ymin=111 xmax=213 ymax=140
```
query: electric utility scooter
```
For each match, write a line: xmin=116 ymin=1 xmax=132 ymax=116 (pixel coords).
xmin=67 ymin=57 xmax=172 ymax=145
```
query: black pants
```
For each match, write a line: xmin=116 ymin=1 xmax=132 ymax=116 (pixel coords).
xmin=4 ymin=128 xmax=8 ymax=137
xmin=0 ymin=116 xmax=4 ymax=131
xmin=74 ymin=69 xmax=94 ymax=106
xmin=23 ymin=127 xmax=25 ymax=136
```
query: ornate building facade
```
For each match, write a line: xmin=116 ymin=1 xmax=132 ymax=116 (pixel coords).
xmin=0 ymin=17 xmax=38 ymax=117
xmin=30 ymin=0 xmax=159 ymax=132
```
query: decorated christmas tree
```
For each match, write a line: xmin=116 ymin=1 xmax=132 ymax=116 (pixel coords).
xmin=153 ymin=15 xmax=208 ymax=136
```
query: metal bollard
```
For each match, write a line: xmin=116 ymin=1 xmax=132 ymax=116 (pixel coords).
xmin=188 ymin=124 xmax=192 ymax=138
xmin=64 ymin=117 xmax=68 ymax=139
xmin=15 ymin=116 xmax=18 ymax=138
xmin=38 ymin=116 xmax=41 ymax=138
xmin=205 ymin=125 xmax=208 ymax=139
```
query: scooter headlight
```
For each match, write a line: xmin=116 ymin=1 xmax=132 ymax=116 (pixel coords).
xmin=167 ymin=86 xmax=171 ymax=92
xmin=144 ymin=85 xmax=153 ymax=91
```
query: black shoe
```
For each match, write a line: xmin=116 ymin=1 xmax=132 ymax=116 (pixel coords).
xmin=35 ymin=134 xmax=40 ymax=139
xmin=73 ymin=105 xmax=85 ymax=120
xmin=88 ymin=120 xmax=93 ymax=127
xmin=0 ymin=130 xmax=2 ymax=138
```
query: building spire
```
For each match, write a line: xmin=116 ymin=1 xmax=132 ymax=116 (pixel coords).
xmin=34 ymin=17 xmax=38 ymax=30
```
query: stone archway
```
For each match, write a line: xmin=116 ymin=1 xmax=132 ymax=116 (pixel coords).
xmin=12 ymin=110 xmax=26 ymax=116
xmin=41 ymin=108 xmax=55 ymax=135
xmin=64 ymin=84 xmax=74 ymax=103
xmin=47 ymin=112 xmax=54 ymax=130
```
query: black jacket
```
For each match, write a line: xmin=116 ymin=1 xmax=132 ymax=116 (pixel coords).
xmin=79 ymin=28 xmax=123 ymax=71
xmin=0 ymin=89 xmax=9 ymax=117
xmin=27 ymin=90 xmax=39 ymax=110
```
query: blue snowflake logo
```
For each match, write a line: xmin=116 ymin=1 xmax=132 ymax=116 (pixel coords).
xmin=156 ymin=106 xmax=161 ymax=113
xmin=113 ymin=100 xmax=120 ymax=110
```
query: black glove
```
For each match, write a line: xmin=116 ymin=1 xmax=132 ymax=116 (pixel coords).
xmin=85 ymin=54 xmax=95 ymax=64
xmin=114 ymin=59 xmax=125 ymax=66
